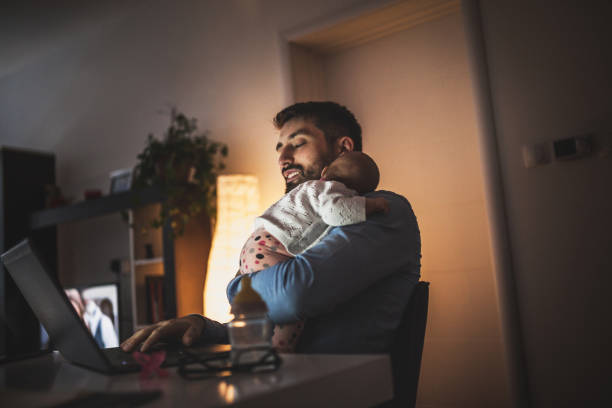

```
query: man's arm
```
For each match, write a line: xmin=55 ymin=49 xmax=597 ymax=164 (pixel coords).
xmin=227 ymin=191 xmax=420 ymax=324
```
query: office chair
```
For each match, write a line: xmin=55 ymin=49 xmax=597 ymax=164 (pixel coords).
xmin=382 ymin=281 xmax=430 ymax=408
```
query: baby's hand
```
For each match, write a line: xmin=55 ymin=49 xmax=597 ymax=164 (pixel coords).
xmin=366 ymin=197 xmax=390 ymax=216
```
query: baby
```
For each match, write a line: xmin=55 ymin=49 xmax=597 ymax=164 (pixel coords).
xmin=238 ymin=151 xmax=388 ymax=352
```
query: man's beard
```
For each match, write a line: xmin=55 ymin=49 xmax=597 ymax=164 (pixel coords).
xmin=284 ymin=155 xmax=333 ymax=193
xmin=284 ymin=165 xmax=320 ymax=193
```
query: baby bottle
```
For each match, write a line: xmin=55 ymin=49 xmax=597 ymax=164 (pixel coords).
xmin=227 ymin=275 xmax=272 ymax=365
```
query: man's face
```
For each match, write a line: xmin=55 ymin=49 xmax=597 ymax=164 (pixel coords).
xmin=276 ymin=118 xmax=334 ymax=193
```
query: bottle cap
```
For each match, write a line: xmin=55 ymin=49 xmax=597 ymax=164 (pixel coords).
xmin=230 ymin=275 xmax=268 ymax=316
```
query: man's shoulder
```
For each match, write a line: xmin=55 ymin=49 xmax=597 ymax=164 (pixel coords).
xmin=366 ymin=190 xmax=412 ymax=207
xmin=363 ymin=190 xmax=418 ymax=229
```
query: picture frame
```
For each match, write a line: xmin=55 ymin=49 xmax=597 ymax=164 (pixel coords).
xmin=109 ymin=168 xmax=133 ymax=194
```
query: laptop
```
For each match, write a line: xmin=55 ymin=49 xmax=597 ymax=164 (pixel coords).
xmin=1 ymin=239 xmax=229 ymax=374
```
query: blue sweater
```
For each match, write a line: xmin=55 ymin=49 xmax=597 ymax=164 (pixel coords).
xmin=204 ymin=190 xmax=421 ymax=353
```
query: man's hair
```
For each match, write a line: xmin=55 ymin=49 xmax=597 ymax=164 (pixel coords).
xmin=273 ymin=101 xmax=362 ymax=152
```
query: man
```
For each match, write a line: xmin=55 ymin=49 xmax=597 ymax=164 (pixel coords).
xmin=121 ymin=102 xmax=421 ymax=353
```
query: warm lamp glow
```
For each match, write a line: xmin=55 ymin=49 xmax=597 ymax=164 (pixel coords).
xmin=204 ymin=175 xmax=259 ymax=323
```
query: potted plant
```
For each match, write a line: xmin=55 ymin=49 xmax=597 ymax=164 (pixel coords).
xmin=132 ymin=108 xmax=228 ymax=236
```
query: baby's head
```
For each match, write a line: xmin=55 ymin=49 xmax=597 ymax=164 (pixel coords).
xmin=321 ymin=152 xmax=380 ymax=194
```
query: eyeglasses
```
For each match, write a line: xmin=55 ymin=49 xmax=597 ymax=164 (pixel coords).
xmin=177 ymin=346 xmax=282 ymax=381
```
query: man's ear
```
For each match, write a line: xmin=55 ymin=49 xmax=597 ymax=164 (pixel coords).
xmin=334 ymin=136 xmax=354 ymax=154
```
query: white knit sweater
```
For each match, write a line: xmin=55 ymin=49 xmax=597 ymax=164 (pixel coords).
xmin=254 ymin=180 xmax=366 ymax=255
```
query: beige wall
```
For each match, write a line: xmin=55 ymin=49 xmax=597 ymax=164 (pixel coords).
xmin=320 ymin=12 xmax=510 ymax=407
xmin=479 ymin=1 xmax=612 ymax=406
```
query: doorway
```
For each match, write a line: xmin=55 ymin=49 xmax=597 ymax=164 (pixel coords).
xmin=282 ymin=1 xmax=511 ymax=406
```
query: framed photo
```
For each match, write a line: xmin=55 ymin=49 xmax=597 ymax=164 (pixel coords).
xmin=109 ymin=168 xmax=133 ymax=194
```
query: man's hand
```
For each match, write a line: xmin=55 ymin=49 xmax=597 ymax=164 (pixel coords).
xmin=120 ymin=315 xmax=205 ymax=352
xmin=365 ymin=197 xmax=390 ymax=216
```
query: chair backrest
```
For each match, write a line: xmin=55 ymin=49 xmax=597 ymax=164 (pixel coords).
xmin=388 ymin=281 xmax=430 ymax=407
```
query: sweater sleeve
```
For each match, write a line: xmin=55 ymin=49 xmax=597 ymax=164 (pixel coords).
xmin=309 ymin=181 xmax=366 ymax=226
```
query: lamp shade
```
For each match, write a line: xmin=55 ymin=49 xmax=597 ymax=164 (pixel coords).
xmin=203 ymin=175 xmax=259 ymax=323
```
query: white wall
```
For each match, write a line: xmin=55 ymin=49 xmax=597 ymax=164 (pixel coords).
xmin=0 ymin=0 xmax=366 ymax=284
xmin=478 ymin=1 xmax=612 ymax=407
xmin=323 ymin=12 xmax=509 ymax=407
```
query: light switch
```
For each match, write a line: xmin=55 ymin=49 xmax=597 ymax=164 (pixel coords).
xmin=522 ymin=143 xmax=549 ymax=168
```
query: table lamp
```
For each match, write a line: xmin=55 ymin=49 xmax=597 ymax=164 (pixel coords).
xmin=203 ymin=175 xmax=259 ymax=323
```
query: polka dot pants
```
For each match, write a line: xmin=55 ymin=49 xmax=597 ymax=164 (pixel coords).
xmin=239 ymin=228 xmax=304 ymax=352
xmin=239 ymin=228 xmax=292 ymax=275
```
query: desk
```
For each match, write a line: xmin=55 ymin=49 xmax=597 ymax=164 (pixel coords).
xmin=0 ymin=351 xmax=393 ymax=407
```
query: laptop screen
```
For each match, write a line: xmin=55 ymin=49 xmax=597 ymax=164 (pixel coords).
xmin=41 ymin=283 xmax=120 ymax=350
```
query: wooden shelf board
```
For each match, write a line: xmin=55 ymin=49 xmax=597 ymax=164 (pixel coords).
xmin=30 ymin=186 xmax=164 ymax=229
xmin=134 ymin=257 xmax=164 ymax=266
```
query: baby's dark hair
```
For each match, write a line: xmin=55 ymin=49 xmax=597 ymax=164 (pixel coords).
xmin=324 ymin=152 xmax=380 ymax=194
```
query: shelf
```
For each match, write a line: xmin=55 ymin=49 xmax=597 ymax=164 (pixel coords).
xmin=30 ymin=186 xmax=164 ymax=230
xmin=134 ymin=257 xmax=164 ymax=266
